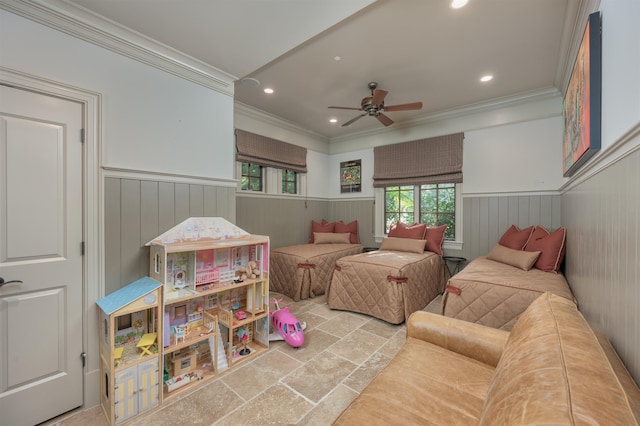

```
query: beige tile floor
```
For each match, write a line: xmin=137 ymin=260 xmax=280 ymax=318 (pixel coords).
xmin=42 ymin=293 xmax=442 ymax=426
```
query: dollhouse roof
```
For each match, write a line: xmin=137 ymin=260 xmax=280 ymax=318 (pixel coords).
xmin=146 ymin=217 xmax=249 ymax=245
xmin=96 ymin=276 xmax=162 ymax=315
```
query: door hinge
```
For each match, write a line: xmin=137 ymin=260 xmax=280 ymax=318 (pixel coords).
xmin=81 ymin=241 xmax=85 ymax=256
xmin=81 ymin=351 xmax=87 ymax=367
xmin=80 ymin=128 xmax=85 ymax=143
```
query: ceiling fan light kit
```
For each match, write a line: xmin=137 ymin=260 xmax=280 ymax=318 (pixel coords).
xmin=328 ymin=82 xmax=422 ymax=127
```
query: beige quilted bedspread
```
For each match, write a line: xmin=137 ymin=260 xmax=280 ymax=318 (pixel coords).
xmin=441 ymin=256 xmax=575 ymax=330
xmin=270 ymin=243 xmax=363 ymax=301
xmin=327 ymin=250 xmax=448 ymax=324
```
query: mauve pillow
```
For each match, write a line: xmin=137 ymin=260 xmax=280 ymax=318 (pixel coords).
xmin=425 ymin=225 xmax=447 ymax=255
xmin=379 ymin=237 xmax=426 ymax=254
xmin=334 ymin=220 xmax=359 ymax=244
xmin=487 ymin=244 xmax=541 ymax=271
xmin=313 ymin=232 xmax=351 ymax=244
xmin=525 ymin=226 xmax=567 ymax=273
xmin=309 ymin=220 xmax=334 ymax=243
xmin=388 ymin=222 xmax=427 ymax=240
xmin=498 ymin=225 xmax=535 ymax=250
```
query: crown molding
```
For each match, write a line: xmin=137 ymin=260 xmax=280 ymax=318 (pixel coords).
xmin=0 ymin=0 xmax=237 ymax=96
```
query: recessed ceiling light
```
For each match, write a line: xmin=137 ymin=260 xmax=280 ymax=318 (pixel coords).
xmin=480 ymin=75 xmax=493 ymax=82
xmin=329 ymin=118 xmax=338 ymax=123
xmin=450 ymin=0 xmax=469 ymax=9
xmin=264 ymin=88 xmax=274 ymax=94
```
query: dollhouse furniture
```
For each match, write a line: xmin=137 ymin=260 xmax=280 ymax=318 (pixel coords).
xmin=137 ymin=332 xmax=157 ymax=357
xmin=147 ymin=217 xmax=270 ymax=400
xmin=96 ymin=276 xmax=163 ymax=425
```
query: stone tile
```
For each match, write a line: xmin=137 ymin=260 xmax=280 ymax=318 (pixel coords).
xmin=343 ymin=351 xmax=392 ymax=393
xmin=56 ymin=406 xmax=107 ymax=426
xmin=283 ymin=351 xmax=357 ymax=403
xmin=294 ymin=310 xmax=329 ymax=332
xmin=308 ymin=302 xmax=343 ymax=320
xmin=358 ymin=317 xmax=403 ymax=339
xmin=277 ymin=328 xmax=339 ymax=363
xmin=215 ymin=383 xmax=313 ymax=426
xmin=328 ymin=329 xmax=387 ymax=364
xmin=129 ymin=379 xmax=243 ymax=425
xmin=377 ymin=328 xmax=407 ymax=358
xmin=316 ymin=311 xmax=369 ymax=338
xmin=424 ymin=294 xmax=443 ymax=314
xmin=221 ymin=350 xmax=302 ymax=400
xmin=297 ymin=384 xmax=358 ymax=426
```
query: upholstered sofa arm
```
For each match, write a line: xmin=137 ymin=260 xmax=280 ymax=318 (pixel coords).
xmin=407 ymin=311 xmax=509 ymax=367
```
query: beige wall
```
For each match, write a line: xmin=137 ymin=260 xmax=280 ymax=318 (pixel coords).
xmin=562 ymin=141 xmax=640 ymax=383
xmin=104 ymin=177 xmax=236 ymax=294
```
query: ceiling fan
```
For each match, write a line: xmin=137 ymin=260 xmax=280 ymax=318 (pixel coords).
xmin=329 ymin=82 xmax=423 ymax=127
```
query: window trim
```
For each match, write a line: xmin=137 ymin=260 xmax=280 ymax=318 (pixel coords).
xmin=236 ymin=162 xmax=306 ymax=197
xmin=374 ymin=184 xmax=463 ymax=250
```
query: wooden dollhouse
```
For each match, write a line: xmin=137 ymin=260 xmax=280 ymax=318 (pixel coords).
xmin=97 ymin=218 xmax=270 ymax=424
xmin=148 ymin=217 xmax=270 ymax=400
xmin=96 ymin=276 xmax=163 ymax=425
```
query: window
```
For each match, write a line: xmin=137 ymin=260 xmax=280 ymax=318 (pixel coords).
xmin=384 ymin=186 xmax=415 ymax=231
xmin=383 ymin=183 xmax=457 ymax=240
xmin=420 ymin=183 xmax=455 ymax=239
xmin=282 ymin=169 xmax=297 ymax=194
xmin=241 ymin=163 xmax=263 ymax=191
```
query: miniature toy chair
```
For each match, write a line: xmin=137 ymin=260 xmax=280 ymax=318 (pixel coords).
xmin=174 ymin=324 xmax=187 ymax=344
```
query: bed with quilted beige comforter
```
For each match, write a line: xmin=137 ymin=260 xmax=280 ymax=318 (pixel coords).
xmin=327 ymin=250 xmax=448 ymax=324
xmin=270 ymin=243 xmax=363 ymax=301
xmin=441 ymin=256 xmax=575 ymax=330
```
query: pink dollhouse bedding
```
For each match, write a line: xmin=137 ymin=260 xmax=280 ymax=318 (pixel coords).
xmin=327 ymin=250 xmax=448 ymax=324
xmin=270 ymin=243 xmax=363 ymax=301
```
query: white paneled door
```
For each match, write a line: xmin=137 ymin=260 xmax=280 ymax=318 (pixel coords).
xmin=0 ymin=85 xmax=84 ymax=425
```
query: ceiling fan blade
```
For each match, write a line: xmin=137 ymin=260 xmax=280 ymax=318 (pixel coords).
xmin=372 ymin=89 xmax=388 ymax=107
xmin=376 ymin=113 xmax=394 ymax=127
xmin=384 ymin=102 xmax=423 ymax=112
xmin=329 ymin=106 xmax=363 ymax=111
xmin=341 ymin=114 xmax=367 ymax=127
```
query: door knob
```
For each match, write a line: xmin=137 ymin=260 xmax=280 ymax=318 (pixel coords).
xmin=0 ymin=277 xmax=23 ymax=287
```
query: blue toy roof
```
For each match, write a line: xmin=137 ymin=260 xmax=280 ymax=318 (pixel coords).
xmin=96 ymin=276 xmax=161 ymax=315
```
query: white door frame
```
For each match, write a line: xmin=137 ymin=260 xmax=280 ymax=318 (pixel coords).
xmin=0 ymin=66 xmax=103 ymax=409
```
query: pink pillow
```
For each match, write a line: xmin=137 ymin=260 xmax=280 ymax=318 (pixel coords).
xmin=498 ymin=225 xmax=534 ymax=250
xmin=424 ymin=225 xmax=447 ymax=255
xmin=308 ymin=220 xmax=334 ymax=243
xmin=388 ymin=222 xmax=427 ymax=240
xmin=525 ymin=226 xmax=567 ymax=273
xmin=334 ymin=220 xmax=359 ymax=244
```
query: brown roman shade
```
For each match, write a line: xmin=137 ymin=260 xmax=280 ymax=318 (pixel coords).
xmin=235 ymin=129 xmax=307 ymax=173
xmin=373 ymin=133 xmax=463 ymax=187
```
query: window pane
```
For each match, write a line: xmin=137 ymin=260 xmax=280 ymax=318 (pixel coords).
xmin=418 ymin=183 xmax=456 ymax=240
xmin=241 ymin=162 xmax=263 ymax=191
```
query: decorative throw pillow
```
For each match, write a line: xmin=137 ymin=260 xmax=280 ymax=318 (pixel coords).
xmin=379 ymin=237 xmax=426 ymax=254
xmin=308 ymin=220 xmax=335 ymax=243
xmin=424 ymin=225 xmax=447 ymax=255
xmin=388 ymin=222 xmax=427 ymax=240
xmin=525 ymin=226 xmax=567 ymax=273
xmin=498 ymin=225 xmax=535 ymax=250
xmin=313 ymin=232 xmax=351 ymax=244
xmin=334 ymin=220 xmax=359 ymax=244
xmin=487 ymin=244 xmax=541 ymax=271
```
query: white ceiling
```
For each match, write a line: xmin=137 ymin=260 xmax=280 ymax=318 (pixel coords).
xmin=49 ymin=0 xmax=583 ymax=140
